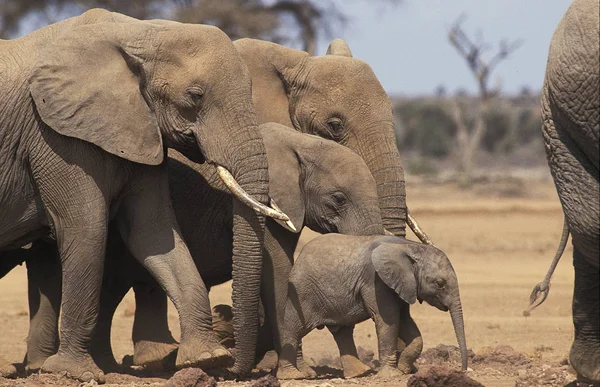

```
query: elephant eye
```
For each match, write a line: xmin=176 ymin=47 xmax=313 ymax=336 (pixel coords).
xmin=326 ymin=117 xmax=344 ymax=138
xmin=187 ymin=88 xmax=204 ymax=106
xmin=435 ymin=279 xmax=446 ymax=289
xmin=331 ymin=191 xmax=348 ymax=206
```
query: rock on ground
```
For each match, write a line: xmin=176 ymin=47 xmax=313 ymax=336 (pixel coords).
xmin=162 ymin=368 xmax=216 ymax=387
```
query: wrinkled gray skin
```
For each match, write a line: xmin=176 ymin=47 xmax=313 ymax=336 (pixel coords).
xmin=540 ymin=0 xmax=599 ymax=382
xmin=0 ymin=9 xmax=273 ymax=381
xmin=232 ymin=39 xmax=434 ymax=357
xmin=9 ymin=123 xmax=385 ymax=374
xmin=235 ymin=38 xmax=414 ymax=239
xmin=276 ymin=234 xmax=467 ymax=380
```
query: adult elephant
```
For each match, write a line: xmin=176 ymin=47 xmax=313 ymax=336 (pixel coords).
xmin=0 ymin=9 xmax=286 ymax=381
xmin=539 ymin=0 xmax=599 ymax=382
xmin=11 ymin=123 xmax=385 ymax=373
xmin=233 ymin=38 xmax=432 ymax=244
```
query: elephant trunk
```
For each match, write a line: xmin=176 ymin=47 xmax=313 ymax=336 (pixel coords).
xmin=449 ymin=296 xmax=468 ymax=371
xmin=198 ymin=105 xmax=270 ymax=375
xmin=227 ymin=129 xmax=269 ymax=375
xmin=349 ymin=123 xmax=407 ymax=237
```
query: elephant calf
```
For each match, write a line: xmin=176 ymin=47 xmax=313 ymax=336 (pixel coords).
xmin=276 ymin=234 xmax=467 ymax=379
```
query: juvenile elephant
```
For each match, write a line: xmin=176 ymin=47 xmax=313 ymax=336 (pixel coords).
xmin=0 ymin=9 xmax=287 ymax=381
xmin=16 ymin=123 xmax=385 ymax=372
xmin=277 ymin=234 xmax=467 ymax=380
xmin=536 ymin=0 xmax=599 ymax=382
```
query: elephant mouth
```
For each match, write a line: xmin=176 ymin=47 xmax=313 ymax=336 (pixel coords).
xmin=215 ymin=165 xmax=295 ymax=227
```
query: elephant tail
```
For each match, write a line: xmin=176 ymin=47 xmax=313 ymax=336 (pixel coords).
xmin=524 ymin=217 xmax=570 ymax=315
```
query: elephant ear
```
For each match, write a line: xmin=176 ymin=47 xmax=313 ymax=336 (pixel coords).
xmin=261 ymin=123 xmax=305 ymax=233
xmin=29 ymin=22 xmax=164 ymax=166
xmin=326 ymin=39 xmax=353 ymax=57
xmin=371 ymin=242 xmax=417 ymax=304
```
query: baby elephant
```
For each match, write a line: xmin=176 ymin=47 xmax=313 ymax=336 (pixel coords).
xmin=277 ymin=234 xmax=467 ymax=379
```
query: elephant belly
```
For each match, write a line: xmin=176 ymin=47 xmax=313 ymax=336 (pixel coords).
xmin=0 ymin=192 xmax=49 ymax=249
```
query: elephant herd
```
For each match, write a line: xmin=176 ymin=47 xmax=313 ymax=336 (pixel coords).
xmin=0 ymin=0 xmax=598 ymax=385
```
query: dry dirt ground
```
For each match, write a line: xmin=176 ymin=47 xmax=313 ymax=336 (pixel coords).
xmin=0 ymin=176 xmax=580 ymax=386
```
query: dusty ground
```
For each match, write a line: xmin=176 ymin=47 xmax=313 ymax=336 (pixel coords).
xmin=0 ymin=175 xmax=579 ymax=386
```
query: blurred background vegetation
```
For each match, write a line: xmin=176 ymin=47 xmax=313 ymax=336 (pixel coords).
xmin=1 ymin=0 xmax=547 ymax=180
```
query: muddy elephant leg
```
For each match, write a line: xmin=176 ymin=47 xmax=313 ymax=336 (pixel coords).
xmin=570 ymin=248 xmax=600 ymax=383
xmin=24 ymin=241 xmax=61 ymax=373
xmin=396 ymin=304 xmax=423 ymax=374
xmin=117 ymin=168 xmax=231 ymax=370
xmin=132 ymin=282 xmax=178 ymax=368
xmin=330 ymin=325 xmax=372 ymax=378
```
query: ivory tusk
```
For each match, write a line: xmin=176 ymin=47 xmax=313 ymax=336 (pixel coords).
xmin=407 ymin=209 xmax=435 ymax=246
xmin=215 ymin=165 xmax=292 ymax=222
xmin=270 ymin=199 xmax=297 ymax=232
xmin=384 ymin=228 xmax=394 ymax=236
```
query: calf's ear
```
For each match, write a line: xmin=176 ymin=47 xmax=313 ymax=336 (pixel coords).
xmin=371 ymin=242 xmax=417 ymax=304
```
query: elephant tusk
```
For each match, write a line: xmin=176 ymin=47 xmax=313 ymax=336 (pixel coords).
xmin=215 ymin=165 xmax=293 ymax=223
xmin=407 ymin=209 xmax=435 ymax=247
xmin=270 ymin=199 xmax=297 ymax=232
xmin=383 ymin=228 xmax=394 ymax=236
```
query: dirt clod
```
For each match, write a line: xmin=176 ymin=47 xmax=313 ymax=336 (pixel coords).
xmin=249 ymin=374 xmax=280 ymax=387
xmin=418 ymin=344 xmax=475 ymax=366
xmin=407 ymin=365 xmax=484 ymax=387
xmin=472 ymin=345 xmax=531 ymax=367
xmin=162 ymin=368 xmax=216 ymax=387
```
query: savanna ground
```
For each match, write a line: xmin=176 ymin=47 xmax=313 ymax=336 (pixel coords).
xmin=0 ymin=170 xmax=579 ymax=386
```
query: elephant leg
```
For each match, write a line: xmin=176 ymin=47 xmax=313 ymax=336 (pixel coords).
xmin=372 ymin=304 xmax=401 ymax=378
xmin=330 ymin=325 xmax=372 ymax=378
xmin=25 ymin=241 xmax=61 ymax=373
xmin=40 ymin=221 xmax=108 ymax=383
xmin=396 ymin=304 xmax=422 ymax=374
xmin=570 ymin=248 xmax=600 ymax=383
xmin=276 ymin=293 xmax=314 ymax=380
xmin=117 ymin=169 xmax=231 ymax=370
xmin=90 ymin=268 xmax=132 ymax=373
xmin=261 ymin=224 xmax=299 ymax=353
xmin=132 ymin=282 xmax=178 ymax=368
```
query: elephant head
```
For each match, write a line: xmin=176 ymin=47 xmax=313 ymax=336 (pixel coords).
xmin=28 ymin=11 xmax=285 ymax=374
xmin=234 ymin=38 xmax=429 ymax=241
xmin=261 ymin=123 xmax=384 ymax=236
xmin=371 ymin=239 xmax=468 ymax=371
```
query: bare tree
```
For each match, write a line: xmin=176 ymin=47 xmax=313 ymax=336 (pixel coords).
xmin=447 ymin=14 xmax=522 ymax=179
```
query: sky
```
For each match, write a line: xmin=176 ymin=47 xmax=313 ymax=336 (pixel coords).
xmin=315 ymin=0 xmax=573 ymax=96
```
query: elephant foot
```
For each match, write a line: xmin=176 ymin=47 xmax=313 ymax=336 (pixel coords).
xmin=24 ymin=352 xmax=50 ymax=375
xmin=340 ymin=354 xmax=372 ymax=378
xmin=134 ymin=340 xmax=179 ymax=369
xmin=296 ymin=357 xmax=316 ymax=378
xmin=176 ymin=338 xmax=233 ymax=370
xmin=0 ymin=357 xmax=19 ymax=379
xmin=92 ymin=352 xmax=120 ymax=373
xmin=570 ymin=343 xmax=600 ymax=384
xmin=276 ymin=364 xmax=314 ymax=380
xmin=377 ymin=364 xmax=405 ymax=379
xmin=41 ymin=352 xmax=105 ymax=383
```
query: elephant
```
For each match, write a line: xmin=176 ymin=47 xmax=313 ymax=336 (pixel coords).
xmin=8 ymin=122 xmax=385 ymax=374
xmin=534 ymin=0 xmax=599 ymax=382
xmin=233 ymin=38 xmax=432 ymax=243
xmin=276 ymin=234 xmax=467 ymax=380
xmin=0 ymin=9 xmax=289 ymax=381
xmin=230 ymin=38 xmax=436 ymax=357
